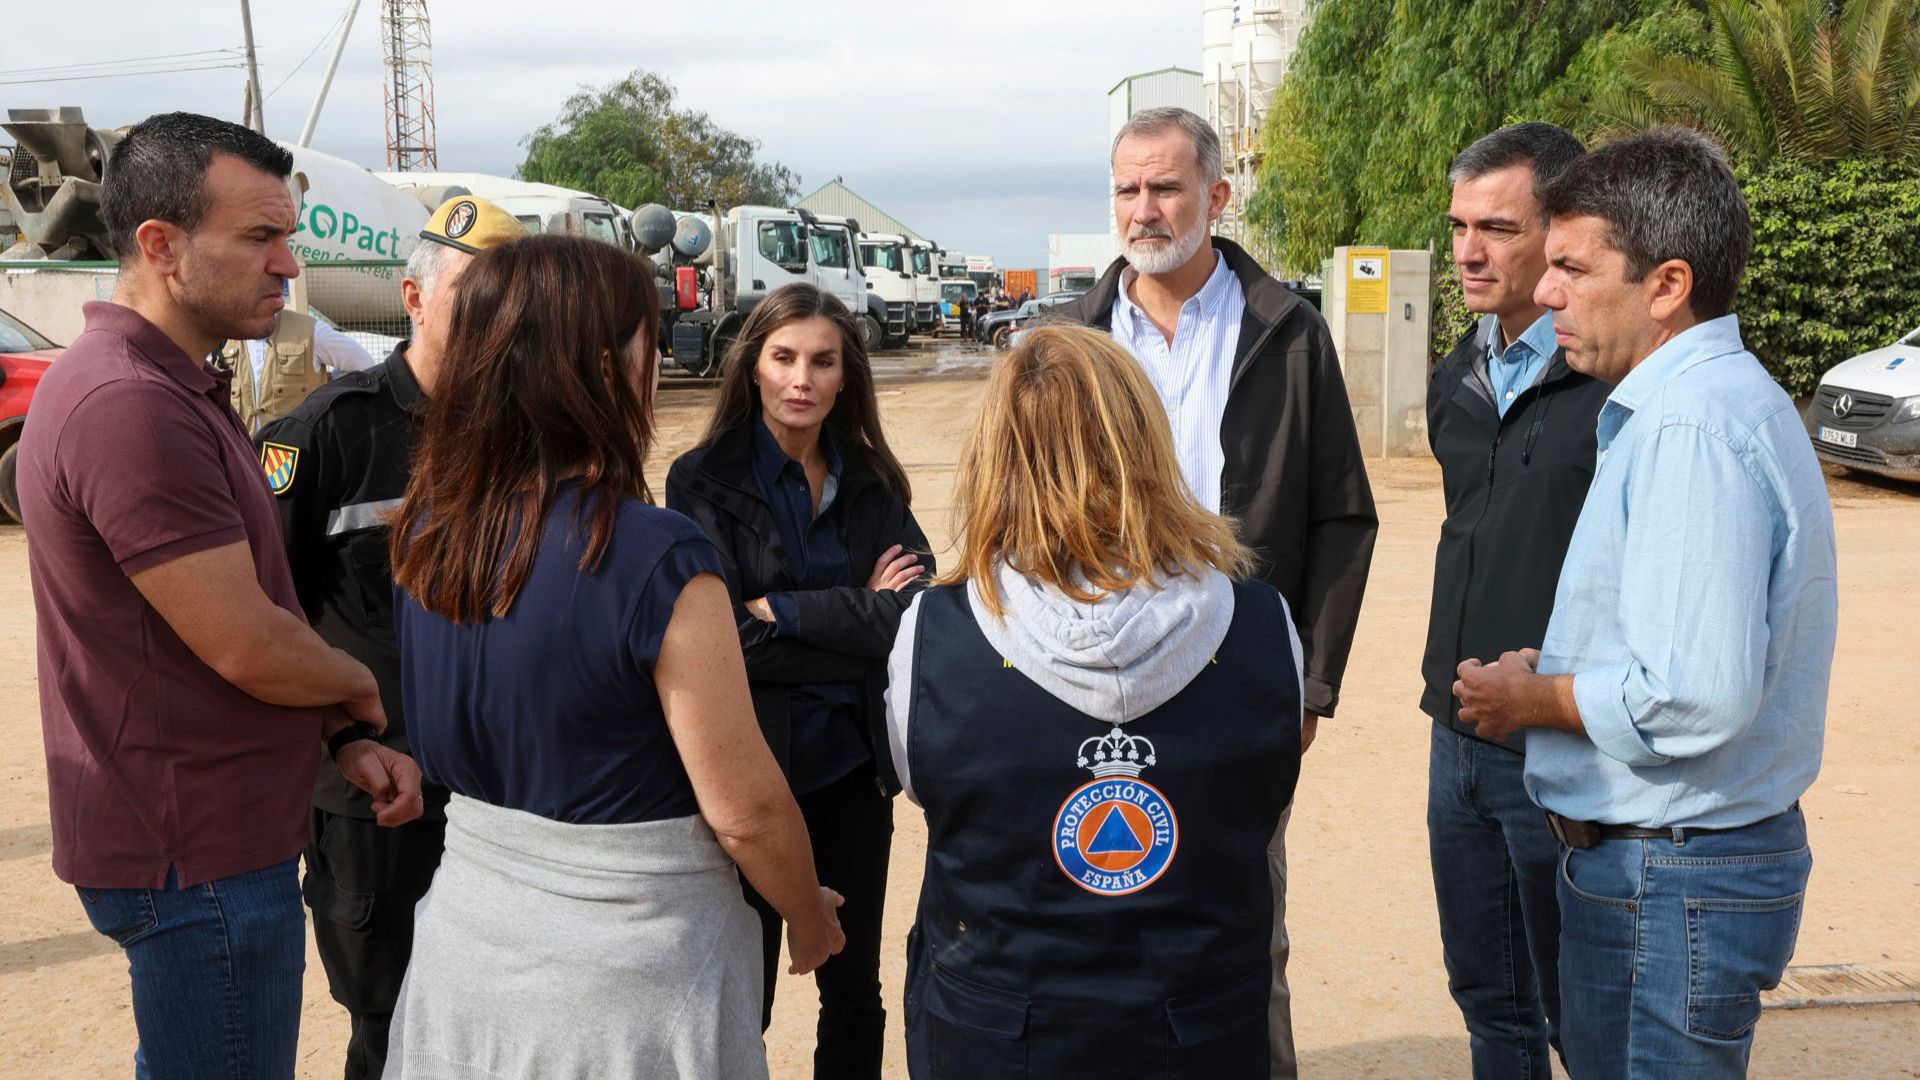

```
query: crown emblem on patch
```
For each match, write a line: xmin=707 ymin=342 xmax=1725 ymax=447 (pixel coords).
xmin=1076 ymin=725 xmax=1157 ymax=778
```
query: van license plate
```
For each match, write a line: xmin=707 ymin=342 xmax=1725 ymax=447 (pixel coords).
xmin=1819 ymin=427 xmax=1858 ymax=448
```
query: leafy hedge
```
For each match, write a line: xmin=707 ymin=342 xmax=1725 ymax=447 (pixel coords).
xmin=1738 ymin=158 xmax=1920 ymax=396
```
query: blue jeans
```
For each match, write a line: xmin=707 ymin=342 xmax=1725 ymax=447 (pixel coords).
xmin=1427 ymin=724 xmax=1563 ymax=1079
xmin=1558 ymin=808 xmax=1810 ymax=1079
xmin=76 ymin=857 xmax=306 ymax=1079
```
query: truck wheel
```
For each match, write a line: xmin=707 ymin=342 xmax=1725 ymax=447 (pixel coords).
xmin=862 ymin=314 xmax=884 ymax=353
xmin=0 ymin=441 xmax=21 ymax=526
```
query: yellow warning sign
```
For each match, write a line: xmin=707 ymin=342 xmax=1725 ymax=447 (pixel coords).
xmin=1347 ymin=248 xmax=1389 ymax=314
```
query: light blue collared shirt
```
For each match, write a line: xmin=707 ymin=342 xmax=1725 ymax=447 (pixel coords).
xmin=1526 ymin=316 xmax=1838 ymax=829
xmin=1109 ymin=250 xmax=1246 ymax=514
xmin=1484 ymin=311 xmax=1557 ymax=417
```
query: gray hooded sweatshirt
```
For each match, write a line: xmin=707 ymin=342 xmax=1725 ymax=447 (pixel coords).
xmin=884 ymin=562 xmax=1302 ymax=802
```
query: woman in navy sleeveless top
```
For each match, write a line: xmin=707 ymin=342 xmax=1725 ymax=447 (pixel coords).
xmin=380 ymin=235 xmax=846 ymax=1079
xmin=884 ymin=327 xmax=1305 ymax=1078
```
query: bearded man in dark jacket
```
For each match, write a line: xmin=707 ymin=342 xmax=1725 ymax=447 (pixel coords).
xmin=1422 ymin=123 xmax=1610 ymax=1080
xmin=1050 ymin=106 xmax=1376 ymax=1080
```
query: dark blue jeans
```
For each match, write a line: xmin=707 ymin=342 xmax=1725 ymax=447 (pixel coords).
xmin=1558 ymin=807 xmax=1810 ymax=1079
xmin=1427 ymin=724 xmax=1563 ymax=1079
xmin=76 ymin=857 xmax=305 ymax=1079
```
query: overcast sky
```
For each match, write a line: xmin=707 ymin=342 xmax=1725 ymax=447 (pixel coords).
xmin=5 ymin=2 xmax=1201 ymax=267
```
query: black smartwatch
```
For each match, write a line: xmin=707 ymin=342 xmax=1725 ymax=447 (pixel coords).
xmin=326 ymin=721 xmax=381 ymax=760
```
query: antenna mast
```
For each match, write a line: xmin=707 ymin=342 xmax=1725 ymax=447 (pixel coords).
xmin=380 ymin=0 xmax=437 ymax=170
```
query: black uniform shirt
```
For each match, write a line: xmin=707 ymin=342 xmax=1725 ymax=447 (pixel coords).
xmin=256 ymin=343 xmax=449 ymax=820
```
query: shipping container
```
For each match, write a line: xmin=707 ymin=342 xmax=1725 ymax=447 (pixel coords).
xmin=1000 ymin=268 xmax=1038 ymax=301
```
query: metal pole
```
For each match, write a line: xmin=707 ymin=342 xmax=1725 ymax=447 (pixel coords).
xmin=299 ymin=0 xmax=362 ymax=146
xmin=239 ymin=0 xmax=266 ymax=133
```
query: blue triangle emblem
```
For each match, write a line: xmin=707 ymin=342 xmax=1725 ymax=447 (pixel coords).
xmin=1084 ymin=805 xmax=1145 ymax=855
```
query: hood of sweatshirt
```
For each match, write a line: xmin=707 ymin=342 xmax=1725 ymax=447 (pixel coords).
xmin=968 ymin=561 xmax=1235 ymax=724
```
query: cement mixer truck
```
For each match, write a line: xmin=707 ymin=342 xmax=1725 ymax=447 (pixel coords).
xmin=1 ymin=107 xmax=436 ymax=337
xmin=643 ymin=203 xmax=891 ymax=377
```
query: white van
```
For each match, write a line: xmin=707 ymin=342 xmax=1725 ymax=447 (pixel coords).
xmin=1803 ymin=327 xmax=1920 ymax=481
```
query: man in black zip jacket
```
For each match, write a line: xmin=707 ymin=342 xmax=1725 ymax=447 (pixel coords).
xmin=1423 ymin=124 xmax=1609 ymax=1080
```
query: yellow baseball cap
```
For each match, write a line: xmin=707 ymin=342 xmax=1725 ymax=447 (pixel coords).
xmin=420 ymin=195 xmax=526 ymax=254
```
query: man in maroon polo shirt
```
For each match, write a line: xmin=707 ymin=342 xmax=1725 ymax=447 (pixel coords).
xmin=17 ymin=112 xmax=423 ymax=1079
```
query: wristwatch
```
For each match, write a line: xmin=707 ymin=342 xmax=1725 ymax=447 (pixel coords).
xmin=326 ymin=721 xmax=381 ymax=760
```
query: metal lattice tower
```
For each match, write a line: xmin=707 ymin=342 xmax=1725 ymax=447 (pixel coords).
xmin=380 ymin=0 xmax=438 ymax=171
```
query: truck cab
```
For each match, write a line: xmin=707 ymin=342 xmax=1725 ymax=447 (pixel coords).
xmin=907 ymin=241 xmax=940 ymax=334
xmin=858 ymin=232 xmax=915 ymax=347
xmin=805 ymin=212 xmax=891 ymax=352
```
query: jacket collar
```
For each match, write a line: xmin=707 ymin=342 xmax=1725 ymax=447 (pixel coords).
xmin=1076 ymin=237 xmax=1304 ymax=382
xmin=1082 ymin=236 xmax=1305 ymax=351
xmin=385 ymin=341 xmax=426 ymax=413
xmin=695 ymin=416 xmax=879 ymax=506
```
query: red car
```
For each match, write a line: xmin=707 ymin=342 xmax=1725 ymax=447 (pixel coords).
xmin=1 ymin=306 xmax=61 ymax=525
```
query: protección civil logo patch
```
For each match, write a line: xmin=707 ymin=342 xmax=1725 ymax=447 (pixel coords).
xmin=1053 ymin=726 xmax=1178 ymax=896
xmin=260 ymin=442 xmax=300 ymax=496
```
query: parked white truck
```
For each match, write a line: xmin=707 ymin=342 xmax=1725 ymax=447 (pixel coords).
xmin=907 ymin=239 xmax=940 ymax=334
xmin=858 ymin=232 xmax=915 ymax=348
xmin=656 ymin=205 xmax=892 ymax=376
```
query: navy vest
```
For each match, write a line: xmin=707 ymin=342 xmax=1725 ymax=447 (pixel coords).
xmin=903 ymin=579 xmax=1302 ymax=1079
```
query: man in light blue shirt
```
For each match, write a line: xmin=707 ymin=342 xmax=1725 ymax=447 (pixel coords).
xmin=1451 ymin=128 xmax=1836 ymax=1079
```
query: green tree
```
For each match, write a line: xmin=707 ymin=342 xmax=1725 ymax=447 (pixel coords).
xmin=1250 ymin=0 xmax=1665 ymax=274
xmin=1577 ymin=0 xmax=1920 ymax=165
xmin=519 ymin=71 xmax=800 ymax=209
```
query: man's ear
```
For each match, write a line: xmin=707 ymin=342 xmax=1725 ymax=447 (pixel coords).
xmin=133 ymin=219 xmax=187 ymax=277
xmin=1646 ymin=258 xmax=1695 ymax=324
xmin=1207 ymin=177 xmax=1232 ymax=224
xmin=400 ymin=278 xmax=426 ymax=325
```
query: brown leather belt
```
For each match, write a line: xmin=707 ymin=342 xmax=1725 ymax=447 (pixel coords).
xmin=1544 ymin=802 xmax=1800 ymax=850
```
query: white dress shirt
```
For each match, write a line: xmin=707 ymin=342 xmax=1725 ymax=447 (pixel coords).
xmin=1108 ymin=251 xmax=1246 ymax=514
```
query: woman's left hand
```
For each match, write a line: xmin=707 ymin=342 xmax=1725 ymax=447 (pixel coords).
xmin=745 ymin=597 xmax=776 ymax=623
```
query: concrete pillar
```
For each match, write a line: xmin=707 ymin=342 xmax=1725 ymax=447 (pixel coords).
xmin=1320 ymin=246 xmax=1432 ymax=457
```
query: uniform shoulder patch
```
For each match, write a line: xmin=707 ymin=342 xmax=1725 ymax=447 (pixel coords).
xmin=260 ymin=442 xmax=300 ymax=495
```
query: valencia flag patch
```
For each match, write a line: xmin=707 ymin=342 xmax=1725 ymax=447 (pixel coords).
xmin=260 ymin=442 xmax=300 ymax=496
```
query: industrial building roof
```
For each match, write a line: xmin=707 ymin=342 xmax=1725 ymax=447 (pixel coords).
xmin=796 ymin=179 xmax=923 ymax=243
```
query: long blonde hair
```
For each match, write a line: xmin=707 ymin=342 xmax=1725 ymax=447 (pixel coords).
xmin=939 ymin=325 xmax=1251 ymax=616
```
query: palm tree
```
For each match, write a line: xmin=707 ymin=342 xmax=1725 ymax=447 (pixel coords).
xmin=1583 ymin=0 xmax=1920 ymax=163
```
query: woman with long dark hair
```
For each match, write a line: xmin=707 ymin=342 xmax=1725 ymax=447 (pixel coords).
xmin=667 ymin=282 xmax=928 ymax=1079
xmin=382 ymin=235 xmax=843 ymax=1079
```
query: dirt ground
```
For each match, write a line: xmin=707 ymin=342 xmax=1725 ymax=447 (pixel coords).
xmin=1 ymin=368 xmax=1916 ymax=1078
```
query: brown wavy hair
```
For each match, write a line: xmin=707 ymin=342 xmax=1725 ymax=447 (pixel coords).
xmin=694 ymin=283 xmax=909 ymax=502
xmin=938 ymin=325 xmax=1251 ymax=616
xmin=389 ymin=234 xmax=660 ymax=622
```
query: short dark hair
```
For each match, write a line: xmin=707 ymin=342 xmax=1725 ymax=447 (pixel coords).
xmin=1536 ymin=126 xmax=1752 ymax=320
xmin=101 ymin=112 xmax=294 ymax=260
xmin=1448 ymin=122 xmax=1585 ymax=189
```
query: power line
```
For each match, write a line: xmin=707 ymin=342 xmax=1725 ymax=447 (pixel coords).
xmin=0 ymin=63 xmax=247 ymax=88
xmin=264 ymin=3 xmax=355 ymax=102
xmin=0 ymin=49 xmax=244 ymax=79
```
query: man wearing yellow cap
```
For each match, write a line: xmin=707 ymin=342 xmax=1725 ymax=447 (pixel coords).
xmin=254 ymin=195 xmax=525 ymax=1080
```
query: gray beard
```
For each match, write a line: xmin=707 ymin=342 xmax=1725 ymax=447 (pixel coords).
xmin=1123 ymin=218 xmax=1210 ymax=276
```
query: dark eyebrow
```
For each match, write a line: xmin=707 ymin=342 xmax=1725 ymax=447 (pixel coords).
xmin=1450 ymin=215 xmax=1525 ymax=230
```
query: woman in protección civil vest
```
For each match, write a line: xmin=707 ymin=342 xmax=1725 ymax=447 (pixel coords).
xmin=884 ymin=325 xmax=1304 ymax=1079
